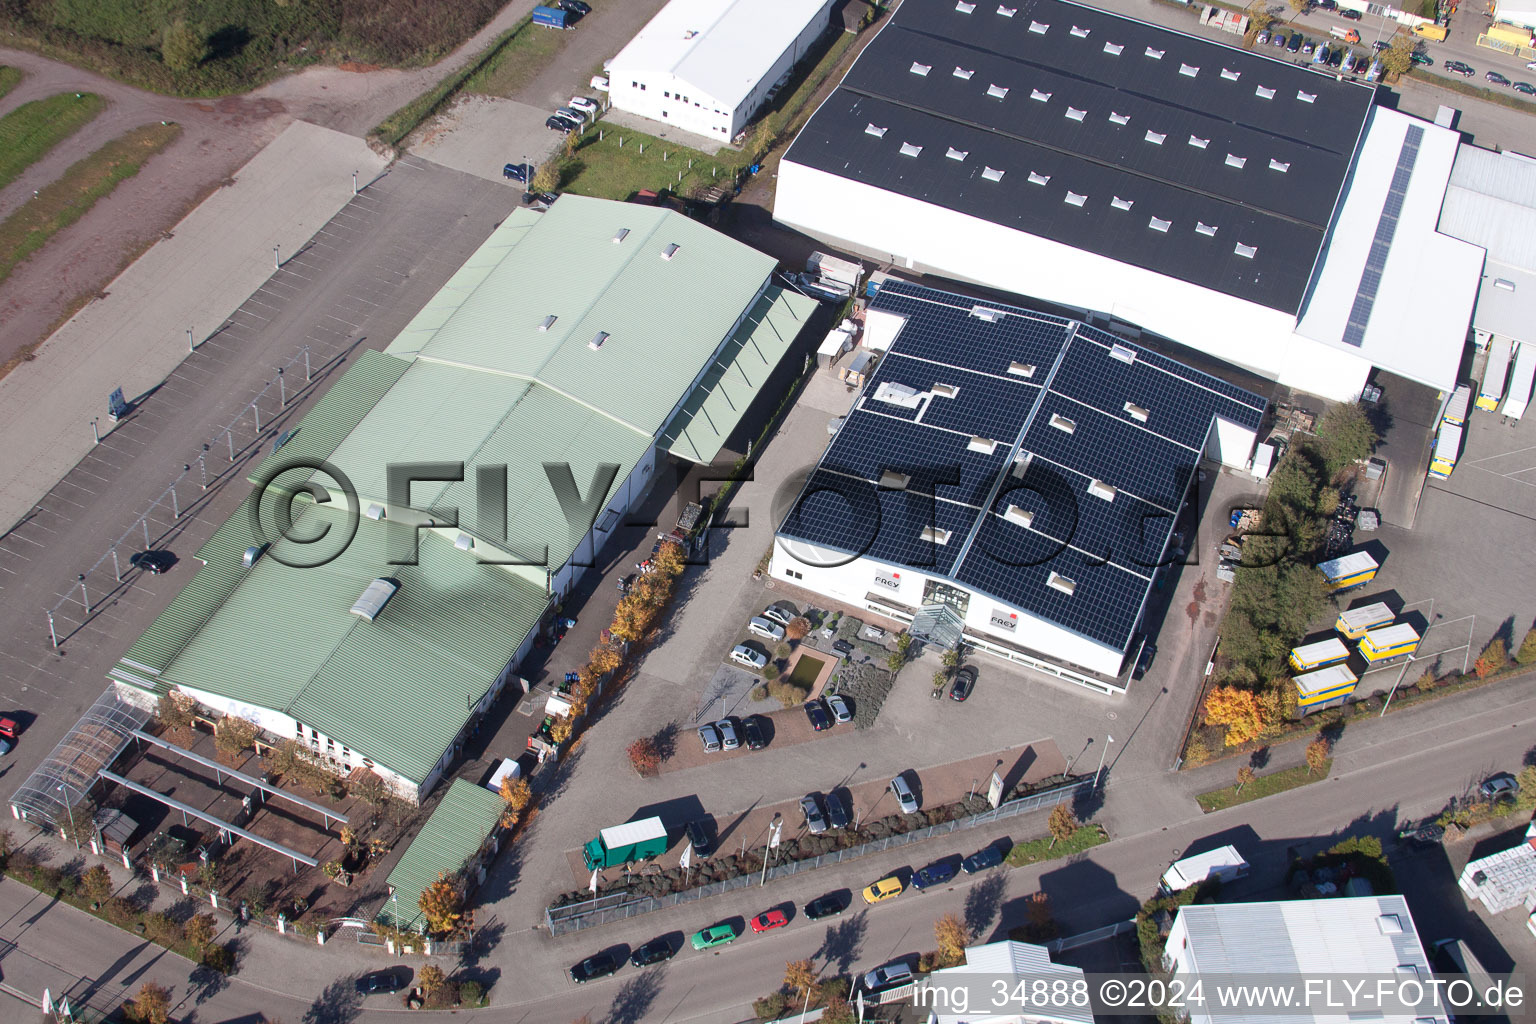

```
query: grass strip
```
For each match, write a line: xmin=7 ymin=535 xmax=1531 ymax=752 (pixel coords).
xmin=1006 ymin=824 xmax=1108 ymax=866
xmin=462 ymin=17 xmax=571 ymax=98
xmin=0 ymin=122 xmax=181 ymax=290
xmin=372 ymin=18 xmax=530 ymax=147
xmin=0 ymin=65 xmax=22 ymax=101
xmin=1196 ymin=760 xmax=1331 ymax=812
xmin=560 ymin=128 xmax=745 ymax=200
xmin=1404 ymin=68 xmax=1536 ymax=115
xmin=0 ymin=91 xmax=105 ymax=191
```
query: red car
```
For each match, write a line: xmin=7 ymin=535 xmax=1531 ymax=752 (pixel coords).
xmin=750 ymin=909 xmax=789 ymax=933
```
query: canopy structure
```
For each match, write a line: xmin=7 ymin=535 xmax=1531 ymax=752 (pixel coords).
xmin=10 ymin=685 xmax=149 ymax=830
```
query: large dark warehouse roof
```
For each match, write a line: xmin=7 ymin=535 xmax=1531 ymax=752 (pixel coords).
xmin=784 ymin=0 xmax=1377 ymax=313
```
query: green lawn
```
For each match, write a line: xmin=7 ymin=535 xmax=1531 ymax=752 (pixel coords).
xmin=0 ymin=92 xmax=105 ymax=192
xmin=0 ymin=66 xmax=22 ymax=101
xmin=0 ymin=122 xmax=182 ymax=290
xmin=1197 ymin=760 xmax=1332 ymax=812
xmin=462 ymin=17 xmax=573 ymax=98
xmin=557 ymin=127 xmax=746 ymax=201
xmin=1006 ymin=824 xmax=1108 ymax=866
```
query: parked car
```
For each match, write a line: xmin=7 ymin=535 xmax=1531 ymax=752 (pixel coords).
xmin=556 ymin=105 xmax=589 ymax=126
xmin=748 ymin=616 xmax=785 ymax=641
xmin=1288 ymin=33 xmax=1304 ymax=52
xmin=1274 ymin=32 xmax=1290 ymax=47
xmin=801 ymin=793 xmax=828 ymax=835
xmin=730 ymin=645 xmax=767 ymax=670
xmin=1371 ymin=38 xmax=1390 ymax=52
xmin=1340 ymin=7 xmax=1362 ymax=18
xmin=697 ymin=723 xmax=722 ymax=753
xmin=1256 ymin=31 xmax=1269 ymax=44
xmin=890 ymin=772 xmax=920 ymax=814
xmin=713 ymin=717 xmax=740 ymax=750
xmin=630 ymin=937 xmax=675 ymax=967
xmin=761 ymin=605 xmax=794 ymax=627
xmin=130 ymin=550 xmax=175 ymax=574
xmin=357 ymin=968 xmax=407 ymax=994
xmin=617 ymin=572 xmax=637 ymax=593
xmin=962 ymin=845 xmax=1006 ymax=874
xmin=804 ymin=892 xmax=845 ymax=920
xmin=804 ymin=699 xmax=833 ymax=731
xmin=570 ymin=951 xmax=621 ymax=983
xmin=862 ymin=875 xmax=904 ymax=904
xmin=1133 ymin=640 xmax=1157 ymax=680
xmin=590 ymin=75 xmax=610 ymax=91
xmin=1529 ymin=59 xmax=1536 ymax=70
xmin=686 ymin=818 xmax=713 ymax=856
xmin=949 ymin=665 xmax=977 ymax=701
xmin=912 ymin=858 xmax=959 ymax=891
xmin=1479 ymin=772 xmax=1520 ymax=801
xmin=862 ymin=962 xmax=914 ymax=992
xmin=568 ymin=95 xmax=599 ymax=115
xmin=750 ymin=909 xmax=789 ymax=933
xmin=502 ymin=162 xmax=530 ymax=183
xmin=826 ymin=693 xmax=853 ymax=723
xmin=1410 ymin=51 xmax=1433 ymax=66
xmin=1514 ymin=81 xmax=1536 ymax=94
xmin=557 ymin=0 xmax=591 ymax=12
xmin=545 ymin=113 xmax=579 ymax=133
xmin=825 ymin=789 xmax=851 ymax=829
xmin=741 ymin=715 xmax=767 ymax=750
xmin=691 ymin=923 xmax=737 ymax=950
xmin=1396 ymin=821 xmax=1445 ymax=849
xmin=1486 ymin=71 xmax=1512 ymax=86
xmin=1444 ymin=60 xmax=1475 ymax=76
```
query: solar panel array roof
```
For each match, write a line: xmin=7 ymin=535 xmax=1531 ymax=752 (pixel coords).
xmin=778 ymin=280 xmax=1265 ymax=652
xmin=784 ymin=0 xmax=1376 ymax=313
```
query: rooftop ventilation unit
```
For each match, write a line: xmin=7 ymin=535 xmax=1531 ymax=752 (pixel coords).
xmin=1297 ymin=90 xmax=1317 ymax=103
xmin=1225 ymin=154 xmax=1247 ymax=169
xmin=1065 ymin=107 xmax=1086 ymax=122
xmin=1234 ymin=242 xmax=1258 ymax=259
xmin=455 ymin=534 xmax=474 ymax=551
xmin=364 ymin=503 xmax=386 ymax=520
xmin=968 ymin=436 xmax=998 ymax=454
xmin=1188 ymin=135 xmax=1209 ymax=149
xmin=956 ymin=0 xmax=976 ymax=11
xmin=1046 ymin=571 xmax=1077 ymax=596
xmin=987 ymin=84 xmax=1009 ymax=99
xmin=1377 ymin=915 xmax=1403 ymax=935
xmin=1028 ymin=171 xmax=1051 ymax=185
xmin=1103 ymin=41 xmax=1124 ymax=55
xmin=1124 ymin=401 xmax=1149 ymax=423
xmin=971 ymin=305 xmax=1003 ymax=321
xmin=1256 ymin=85 xmax=1276 ymax=99
xmin=350 ymin=578 xmax=398 ymax=622
xmin=1196 ymin=221 xmax=1217 ymax=237
xmin=997 ymin=5 xmax=1017 ymax=16
xmin=661 ymin=243 xmax=680 ymax=260
xmin=1111 ymin=196 xmax=1134 ymax=211
xmin=866 ymin=123 xmax=888 ymax=137
xmin=1087 ymin=479 xmax=1118 ymax=502
xmin=920 ymin=526 xmax=953 ymax=545
xmin=954 ymin=67 xmax=974 ymax=79
xmin=1031 ymin=88 xmax=1051 ymax=102
xmin=242 ymin=544 xmax=268 ymax=568
xmin=1269 ymin=159 xmax=1290 ymax=172
xmin=982 ymin=166 xmax=1005 ymax=182
xmin=589 ymin=331 xmax=610 ymax=350
xmin=946 ymin=147 xmax=969 ymax=161
xmin=931 ymin=383 xmax=959 ymax=398
xmin=1145 ymin=130 xmax=1166 ymax=145
xmin=900 ymin=142 xmax=923 ymax=157
xmin=910 ymin=62 xmax=932 ymax=76
xmin=1071 ymin=25 xmax=1090 ymax=36
xmin=1494 ymin=278 xmax=1516 ymax=291
xmin=1109 ymin=111 xmax=1130 ymax=125
xmin=874 ymin=381 xmax=924 ymax=408
xmin=1149 ymin=216 xmax=1171 ymax=233
xmin=1109 ymin=343 xmax=1138 ymax=364
xmin=612 ymin=228 xmax=629 ymax=244
xmin=1065 ymin=191 xmax=1087 ymax=207
xmin=1145 ymin=46 xmax=1164 ymax=59
xmin=1029 ymin=20 xmax=1049 ymax=33
xmin=1008 ymin=361 xmax=1036 ymax=377
xmin=1179 ymin=64 xmax=1199 ymax=77
xmin=539 ymin=314 xmax=558 ymax=331
xmin=1049 ymin=412 xmax=1076 ymax=433
xmin=1221 ymin=68 xmax=1241 ymax=81
xmin=879 ymin=469 xmax=912 ymax=490
xmin=1003 ymin=504 xmax=1035 ymax=528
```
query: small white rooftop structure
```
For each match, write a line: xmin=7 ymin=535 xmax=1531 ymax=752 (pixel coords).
xmin=1438 ymin=146 xmax=1536 ymax=349
xmin=1167 ymin=896 xmax=1444 ymax=1024
xmin=1459 ymin=819 xmax=1536 ymax=914
xmin=923 ymin=940 xmax=1094 ymax=1024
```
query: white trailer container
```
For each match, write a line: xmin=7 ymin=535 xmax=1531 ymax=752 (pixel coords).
xmin=806 ymin=251 xmax=863 ymax=291
xmin=1441 ymin=384 xmax=1471 ymax=426
xmin=1503 ymin=342 xmax=1536 ymax=421
xmin=1161 ymin=845 xmax=1250 ymax=893
xmin=1478 ymin=336 xmax=1512 ymax=410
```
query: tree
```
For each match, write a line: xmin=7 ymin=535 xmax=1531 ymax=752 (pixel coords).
xmin=1286 ymin=0 xmax=1308 ymax=18
xmin=214 ymin=715 xmax=260 ymax=760
xmin=820 ymin=997 xmax=856 ymax=1024
xmin=1474 ymin=637 xmax=1508 ymax=679
xmin=157 ymin=691 xmax=198 ymax=737
xmin=1381 ymin=33 xmax=1414 ymax=79
xmin=161 ymin=20 xmax=206 ymax=72
xmin=1236 ymin=765 xmax=1255 ymax=794
xmin=610 ymin=596 xmax=655 ymax=643
xmin=588 ymin=643 xmax=621 ymax=676
xmin=499 ymin=776 xmax=532 ymax=813
xmin=1047 ymin=804 xmax=1078 ymax=848
xmin=1305 ymin=737 xmax=1331 ymax=775
xmin=627 ymin=736 xmax=661 ymax=776
xmin=350 ymin=770 xmax=389 ymax=810
xmin=934 ymin=912 xmax=970 ymax=966
xmin=549 ymin=715 xmax=574 ymax=744
xmin=127 ymin=982 xmax=172 ymax=1024
xmin=785 ymin=616 xmax=811 ymax=641
xmin=1312 ymin=403 xmax=1378 ymax=479
xmin=1204 ymin=686 xmax=1266 ymax=746
xmin=784 ymin=958 xmax=818 ymax=1002
xmin=652 ymin=540 xmax=687 ymax=578
xmin=1518 ymin=626 xmax=1536 ymax=665
xmin=418 ymin=964 xmax=447 ymax=996
xmin=186 ymin=912 xmax=217 ymax=949
xmin=418 ymin=874 xmax=464 ymax=936
xmin=81 ymin=864 xmax=113 ymax=903
xmin=1245 ymin=2 xmax=1275 ymax=35
xmin=530 ymin=161 xmax=561 ymax=193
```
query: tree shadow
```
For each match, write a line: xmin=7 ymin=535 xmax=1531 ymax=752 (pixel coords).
xmin=207 ymin=25 xmax=253 ymax=62
xmin=301 ymin=978 xmax=361 ymax=1024
xmin=191 ymin=960 xmax=232 ymax=1004
xmin=652 ymin=721 xmax=678 ymax=762
xmin=963 ymin=873 xmax=1007 ymax=938
xmin=1249 ymin=747 xmax=1271 ymax=770
xmin=816 ymin=908 xmax=868 ymax=975
xmin=606 ymin=965 xmax=665 ymax=1024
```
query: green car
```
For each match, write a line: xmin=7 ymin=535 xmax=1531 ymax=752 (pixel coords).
xmin=691 ymin=923 xmax=737 ymax=950
xmin=1409 ymin=51 xmax=1433 ymax=66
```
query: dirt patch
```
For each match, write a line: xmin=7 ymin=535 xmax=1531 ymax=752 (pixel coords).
xmin=340 ymin=62 xmax=385 ymax=73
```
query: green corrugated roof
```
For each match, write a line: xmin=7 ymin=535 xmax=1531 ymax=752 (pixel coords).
xmin=376 ymin=779 xmax=506 ymax=932
xmin=660 ymin=285 xmax=816 ymax=464
xmin=157 ymin=502 xmax=549 ymax=785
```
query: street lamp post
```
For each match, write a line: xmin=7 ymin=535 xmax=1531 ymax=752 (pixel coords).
xmin=760 ymin=814 xmax=781 ymax=886
xmin=57 ymin=783 xmax=80 ymax=850
xmin=1093 ymin=734 xmax=1115 ymax=790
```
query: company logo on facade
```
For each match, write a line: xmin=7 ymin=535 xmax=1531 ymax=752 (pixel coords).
xmin=989 ymin=608 xmax=1019 ymax=632
xmin=872 ymin=570 xmax=902 ymax=592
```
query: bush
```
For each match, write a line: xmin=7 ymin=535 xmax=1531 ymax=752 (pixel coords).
xmin=1517 ymin=627 xmax=1536 ymax=665
xmin=750 ymin=684 xmax=768 ymax=701
xmin=785 ymin=616 xmax=811 ymax=640
xmin=627 ymin=736 xmax=661 ymax=776
xmin=1474 ymin=637 xmax=1508 ymax=679
xmin=762 ymin=664 xmax=781 ymax=681
xmin=459 ymin=979 xmax=484 ymax=1006
xmin=753 ymin=992 xmax=788 ymax=1020
xmin=200 ymin=942 xmax=237 ymax=975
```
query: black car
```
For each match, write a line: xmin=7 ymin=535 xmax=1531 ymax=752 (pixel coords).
xmin=1444 ymin=60 xmax=1475 ymax=77
xmin=949 ymin=665 xmax=977 ymax=701
xmin=912 ymin=858 xmax=959 ymax=891
xmin=130 ymin=550 xmax=175 ymax=574
xmin=804 ymin=893 xmax=845 ymax=920
xmin=1340 ymin=8 xmax=1361 ymax=18
xmin=686 ymin=818 xmax=713 ymax=856
xmin=1486 ymin=70 xmax=1512 ymax=86
xmin=546 ymin=114 xmax=578 ymax=133
xmin=962 ymin=845 xmax=1005 ymax=874
xmin=1288 ymin=33 xmax=1304 ymax=52
xmin=1410 ymin=51 xmax=1433 ymax=66
xmin=570 ymin=951 xmax=621 ymax=984
xmin=804 ymin=699 xmax=832 ymax=731
xmin=630 ymin=937 xmax=676 ymax=967
xmin=824 ymin=789 xmax=851 ymax=829
xmin=1132 ymin=640 xmax=1157 ymax=680
xmin=502 ymin=162 xmax=529 ymax=183
xmin=557 ymin=0 xmax=592 ymax=12
xmin=741 ymin=715 xmax=767 ymax=750
xmin=356 ymin=969 xmax=406 ymax=994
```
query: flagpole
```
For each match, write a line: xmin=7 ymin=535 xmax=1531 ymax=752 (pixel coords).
xmin=1093 ymin=734 xmax=1114 ymax=790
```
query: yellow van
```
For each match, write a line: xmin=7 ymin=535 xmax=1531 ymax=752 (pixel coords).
xmin=1413 ymin=23 xmax=1448 ymax=41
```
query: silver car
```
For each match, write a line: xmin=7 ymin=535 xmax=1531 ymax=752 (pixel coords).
xmin=890 ymin=773 xmax=919 ymax=814
xmin=730 ymin=645 xmax=767 ymax=670
xmin=698 ymin=723 xmax=722 ymax=752
xmin=747 ymin=616 xmax=785 ymax=641
xmin=826 ymin=693 xmax=853 ymax=723
xmin=801 ymin=794 xmax=828 ymax=835
xmin=714 ymin=718 xmax=740 ymax=750
xmin=761 ymin=605 xmax=794 ymax=627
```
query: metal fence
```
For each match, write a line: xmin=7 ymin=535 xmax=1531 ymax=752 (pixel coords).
xmin=545 ymin=775 xmax=1093 ymax=935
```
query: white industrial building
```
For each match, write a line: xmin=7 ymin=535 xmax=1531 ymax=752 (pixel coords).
xmin=606 ymin=0 xmax=836 ymax=141
xmin=1167 ymin=896 xmax=1445 ymax=1024
xmin=775 ymin=0 xmax=1482 ymax=402
xmin=772 ymin=280 xmax=1265 ymax=692
xmin=1437 ymin=146 xmax=1536 ymax=419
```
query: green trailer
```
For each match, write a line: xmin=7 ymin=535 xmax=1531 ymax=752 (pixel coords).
xmin=583 ymin=816 xmax=668 ymax=871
